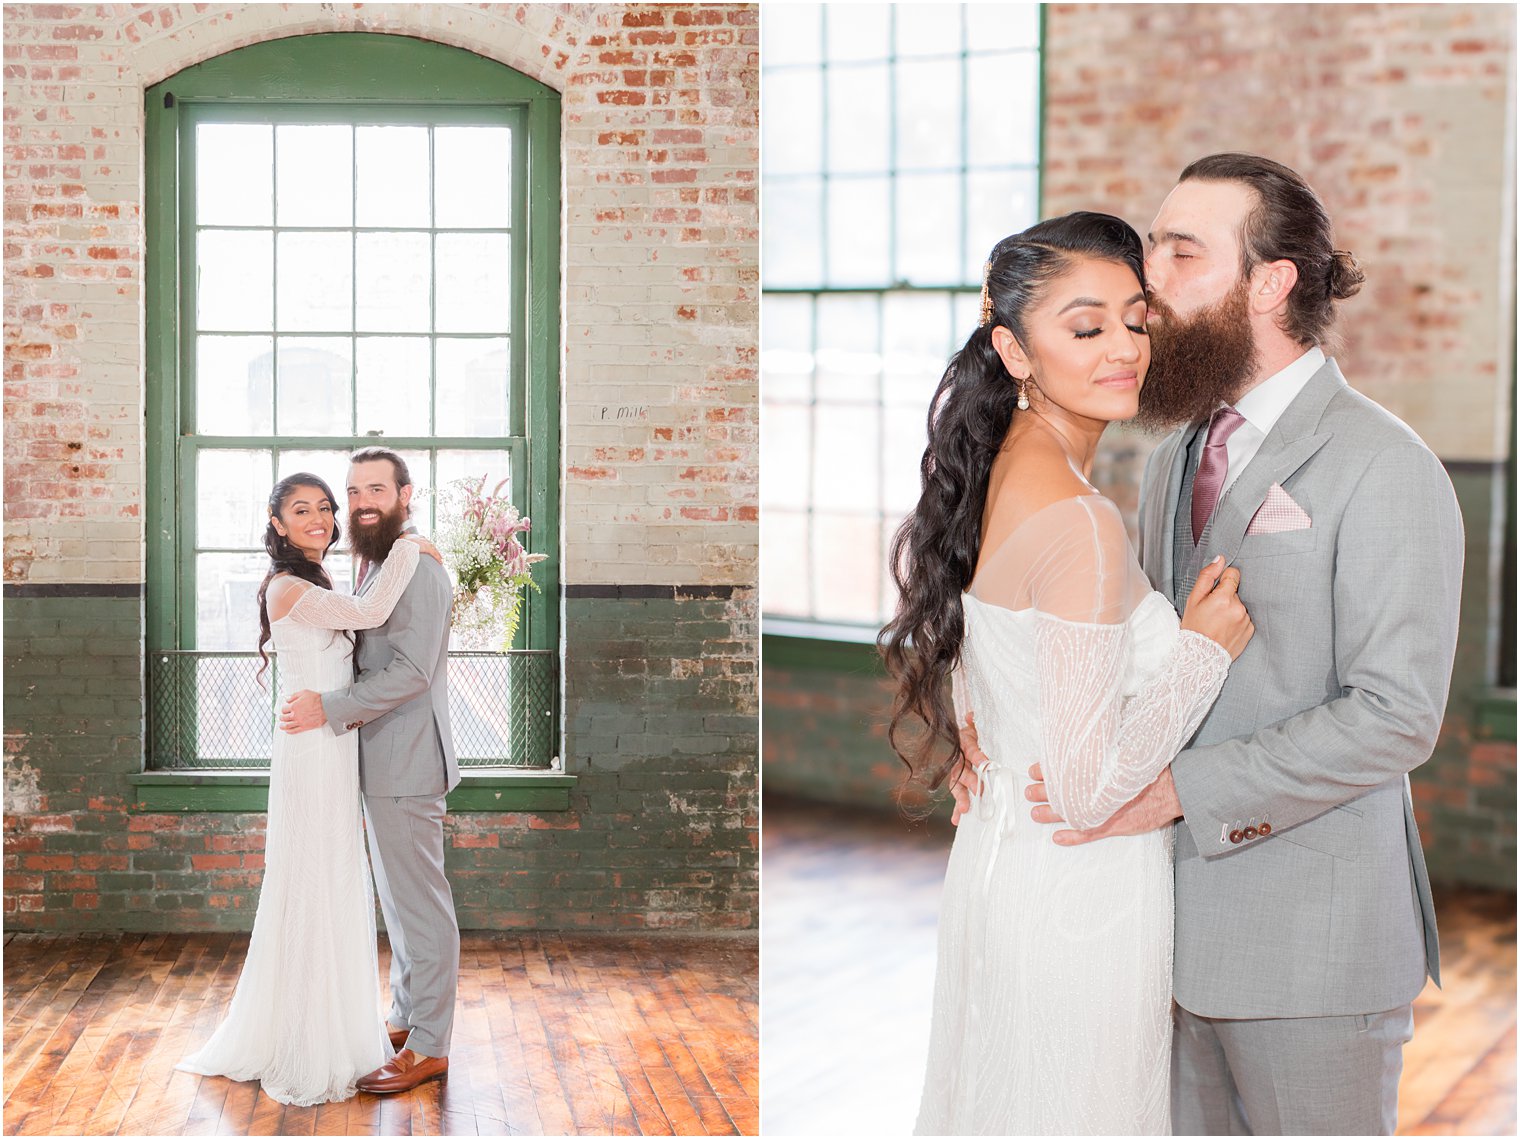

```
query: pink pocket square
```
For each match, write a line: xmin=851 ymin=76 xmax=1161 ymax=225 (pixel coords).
xmin=1247 ymin=484 xmax=1312 ymax=535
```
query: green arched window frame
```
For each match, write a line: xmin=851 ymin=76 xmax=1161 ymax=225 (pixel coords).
xmin=143 ymin=33 xmax=562 ymax=779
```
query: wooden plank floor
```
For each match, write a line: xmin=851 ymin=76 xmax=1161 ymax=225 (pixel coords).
xmin=761 ymin=795 xmax=1517 ymax=1137
xmin=4 ymin=931 xmax=757 ymax=1136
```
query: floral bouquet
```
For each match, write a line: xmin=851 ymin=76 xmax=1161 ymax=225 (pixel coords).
xmin=435 ymin=476 xmax=547 ymax=649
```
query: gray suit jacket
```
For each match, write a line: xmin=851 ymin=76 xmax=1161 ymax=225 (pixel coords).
xmin=1137 ymin=358 xmax=1462 ymax=1019
xmin=321 ymin=529 xmax=461 ymax=798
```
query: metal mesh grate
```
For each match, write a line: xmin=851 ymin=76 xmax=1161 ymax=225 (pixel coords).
xmin=147 ymin=650 xmax=556 ymax=770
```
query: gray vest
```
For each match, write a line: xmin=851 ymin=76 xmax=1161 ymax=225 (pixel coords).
xmin=1171 ymin=421 xmax=1209 ymax=610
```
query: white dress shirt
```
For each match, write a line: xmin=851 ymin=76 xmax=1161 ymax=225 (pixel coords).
xmin=1206 ymin=345 xmax=1326 ymax=496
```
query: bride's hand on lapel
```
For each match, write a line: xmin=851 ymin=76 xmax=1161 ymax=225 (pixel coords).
xmin=1028 ymin=763 xmax=1184 ymax=844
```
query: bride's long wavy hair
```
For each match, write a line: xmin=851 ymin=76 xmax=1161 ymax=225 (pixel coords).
xmin=255 ymin=473 xmax=348 ymax=684
xmin=878 ymin=212 xmax=1147 ymax=794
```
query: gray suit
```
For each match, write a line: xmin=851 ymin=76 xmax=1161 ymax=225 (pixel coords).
xmin=321 ymin=529 xmax=461 ymax=1058
xmin=1137 ymin=358 xmax=1463 ymax=1134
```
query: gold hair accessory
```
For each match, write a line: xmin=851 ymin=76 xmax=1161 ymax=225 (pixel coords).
xmin=979 ymin=260 xmax=993 ymax=327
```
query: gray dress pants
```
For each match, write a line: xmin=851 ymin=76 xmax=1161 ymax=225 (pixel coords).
xmin=1172 ymin=1002 xmax=1414 ymax=1135
xmin=363 ymin=791 xmax=460 ymax=1058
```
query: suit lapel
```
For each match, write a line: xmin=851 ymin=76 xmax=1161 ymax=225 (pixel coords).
xmin=1204 ymin=358 xmax=1346 ymax=562
xmin=1148 ymin=425 xmax=1194 ymax=599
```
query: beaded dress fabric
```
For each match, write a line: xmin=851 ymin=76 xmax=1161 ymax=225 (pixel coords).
xmin=914 ymin=495 xmax=1229 ymax=1136
xmin=177 ymin=539 xmax=420 ymax=1106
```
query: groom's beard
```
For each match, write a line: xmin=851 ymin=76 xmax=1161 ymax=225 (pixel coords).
xmin=347 ymin=500 xmax=408 ymax=565
xmin=1132 ymin=279 xmax=1259 ymax=432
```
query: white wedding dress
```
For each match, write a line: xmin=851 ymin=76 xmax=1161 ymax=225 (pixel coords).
xmin=177 ymin=539 xmax=421 ymax=1106
xmin=914 ymin=495 xmax=1229 ymax=1136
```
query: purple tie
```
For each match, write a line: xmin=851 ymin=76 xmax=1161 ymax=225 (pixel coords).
xmin=1191 ymin=406 xmax=1247 ymax=544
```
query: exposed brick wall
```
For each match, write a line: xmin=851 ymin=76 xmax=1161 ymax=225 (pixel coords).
xmin=1042 ymin=2 xmax=1514 ymax=466
xmin=3 ymin=4 xmax=758 ymax=932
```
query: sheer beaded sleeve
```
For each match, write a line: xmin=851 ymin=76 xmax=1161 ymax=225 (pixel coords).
xmin=285 ymin=538 xmax=422 ymax=631
xmin=972 ymin=496 xmax=1229 ymax=830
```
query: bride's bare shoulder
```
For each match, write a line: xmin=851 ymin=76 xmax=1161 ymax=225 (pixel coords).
xmin=265 ymin=573 xmax=314 ymax=621
xmin=984 ymin=432 xmax=1101 ymax=539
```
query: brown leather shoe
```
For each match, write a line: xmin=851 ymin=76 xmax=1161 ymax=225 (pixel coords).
xmin=356 ymin=1048 xmax=448 ymax=1094
xmin=387 ymin=1024 xmax=410 ymax=1050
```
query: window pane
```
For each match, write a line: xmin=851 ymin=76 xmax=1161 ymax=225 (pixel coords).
xmin=434 ymin=449 xmax=516 ymax=544
xmin=197 ymin=336 xmax=273 ymax=435
xmin=965 ymin=168 xmax=1039 ymax=282
xmin=762 ymin=404 xmax=811 ymax=511
xmin=826 ymin=64 xmax=889 ymax=175
xmin=195 ymin=551 xmax=270 ymax=651
xmin=356 ymin=126 xmax=431 ymax=228
xmin=895 ymin=4 xmax=963 ymax=57
xmin=435 ymin=233 xmax=511 ymax=333
xmin=761 ymin=294 xmax=814 ymax=404
xmin=276 ymin=232 xmax=353 ymax=332
xmin=896 ymin=57 xmax=962 ymax=172
xmin=826 ymin=177 xmax=890 ymax=286
xmin=276 ymin=336 xmax=352 ymax=436
xmin=762 ymin=177 xmax=824 ymax=287
xmin=826 ymin=3 xmax=891 ymax=61
xmin=276 ymin=124 xmax=353 ymax=227
xmin=812 ymin=512 xmax=882 ymax=623
xmin=356 ymin=336 xmax=430 ymax=437
xmin=275 ymin=449 xmax=352 ymax=495
xmin=762 ymin=3 xmax=822 ymax=67
xmin=967 ymin=52 xmax=1040 ymax=168
xmin=953 ymin=290 xmax=982 ymax=339
xmin=762 ymin=69 xmax=823 ymax=177
xmin=879 ymin=513 xmax=902 ymax=624
xmin=883 ymin=291 xmax=954 ymax=407
xmin=966 ymin=4 xmax=1041 ymax=51
xmin=761 ymin=510 xmax=811 ymax=618
xmin=434 ymin=126 xmax=512 ymax=229
xmin=435 ymin=338 xmax=511 ymax=437
xmin=883 ymin=404 xmax=929 ymax=515
xmin=197 ymin=230 xmax=273 ymax=332
xmin=815 ymin=294 xmax=879 ymax=404
xmin=356 ymin=232 xmax=430 ymax=333
xmin=813 ymin=403 xmax=879 ymax=514
xmin=197 ymin=450 xmax=271 ymax=549
xmin=196 ymin=123 xmax=272 ymax=226
xmin=896 ymin=172 xmax=962 ymax=285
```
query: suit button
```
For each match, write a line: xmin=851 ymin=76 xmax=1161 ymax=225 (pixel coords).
xmin=1229 ymin=829 xmax=1244 ymax=844
xmin=1259 ymin=822 xmax=1272 ymax=836
xmin=1243 ymin=826 xmax=1259 ymax=840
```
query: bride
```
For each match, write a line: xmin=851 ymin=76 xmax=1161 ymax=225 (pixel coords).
xmin=177 ymin=472 xmax=440 ymax=1106
xmin=880 ymin=213 xmax=1254 ymax=1135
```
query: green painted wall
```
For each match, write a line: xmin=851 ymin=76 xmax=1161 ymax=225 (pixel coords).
xmin=4 ymin=592 xmax=758 ymax=931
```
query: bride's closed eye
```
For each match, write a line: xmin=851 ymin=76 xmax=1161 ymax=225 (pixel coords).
xmin=1073 ymin=324 xmax=1149 ymax=340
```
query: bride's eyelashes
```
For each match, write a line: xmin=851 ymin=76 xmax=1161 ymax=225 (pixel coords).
xmin=1072 ymin=324 xmax=1150 ymax=340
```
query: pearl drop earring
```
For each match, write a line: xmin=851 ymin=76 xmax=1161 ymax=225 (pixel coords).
xmin=1017 ymin=380 xmax=1030 ymax=412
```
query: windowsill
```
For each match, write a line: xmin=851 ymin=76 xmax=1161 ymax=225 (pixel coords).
xmin=129 ymin=769 xmax=575 ymax=812
xmin=1474 ymin=688 xmax=1517 ymax=743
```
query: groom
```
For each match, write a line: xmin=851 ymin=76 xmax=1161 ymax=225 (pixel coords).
xmin=959 ymin=154 xmax=1463 ymax=1134
xmin=279 ymin=446 xmax=462 ymax=1094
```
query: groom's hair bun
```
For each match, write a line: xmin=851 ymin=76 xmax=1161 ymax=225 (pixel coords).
xmin=1180 ymin=152 xmax=1357 ymax=348
xmin=1327 ymin=249 xmax=1365 ymax=301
